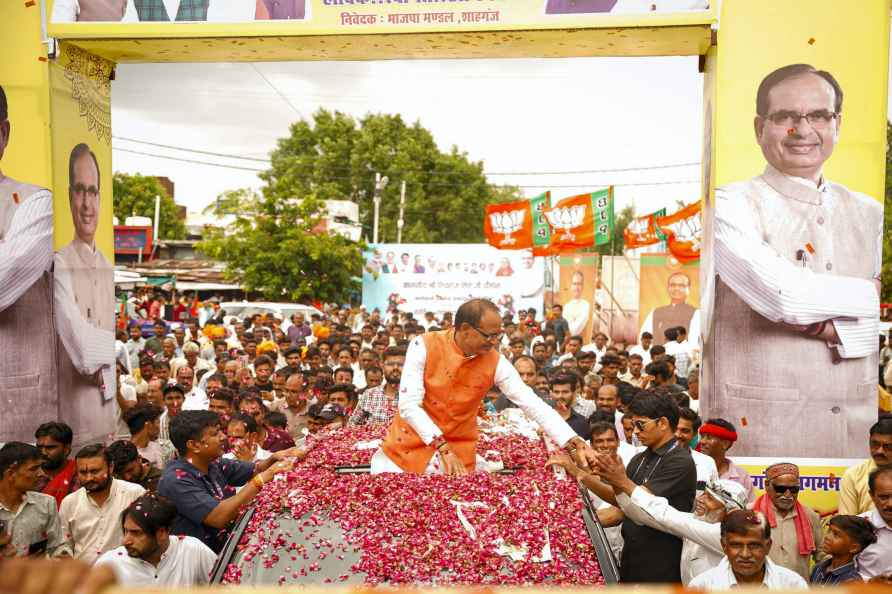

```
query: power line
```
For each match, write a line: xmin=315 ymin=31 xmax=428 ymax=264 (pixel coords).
xmin=113 ymin=136 xmax=701 ymax=176
xmin=113 ymin=147 xmax=266 ymax=173
xmin=251 ymin=64 xmax=305 ymax=120
xmin=114 ymin=136 xmax=271 ymax=163
xmin=113 ymin=146 xmax=700 ymax=190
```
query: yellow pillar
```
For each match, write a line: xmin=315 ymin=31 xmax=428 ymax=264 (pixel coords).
xmin=0 ymin=1 xmax=53 ymax=187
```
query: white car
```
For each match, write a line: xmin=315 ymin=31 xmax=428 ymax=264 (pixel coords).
xmin=219 ymin=301 xmax=323 ymax=330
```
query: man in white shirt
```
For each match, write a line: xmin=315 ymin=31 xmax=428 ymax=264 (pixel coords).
xmin=688 ymin=509 xmax=807 ymax=589
xmin=170 ymin=341 xmax=212 ymax=380
xmin=627 ymin=332 xmax=653 ymax=366
xmin=611 ymin=472 xmax=750 ymax=585
xmin=59 ymin=445 xmax=146 ymax=563
xmin=676 ymin=407 xmax=719 ymax=485
xmin=222 ymin=413 xmax=273 ymax=463
xmin=581 ymin=331 xmax=608 ymax=360
xmin=177 ymin=366 xmax=208 ymax=411
xmin=701 ymin=64 xmax=882 ymax=458
xmin=123 ymin=404 xmax=165 ymax=470
xmin=0 ymin=86 xmax=58 ymax=445
xmin=857 ymin=465 xmax=892 ymax=581
xmin=96 ymin=493 xmax=216 ymax=587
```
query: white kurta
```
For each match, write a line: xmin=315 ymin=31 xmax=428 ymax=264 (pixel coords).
xmin=96 ymin=535 xmax=216 ymax=587
xmin=55 ymin=238 xmax=117 ymax=445
xmin=701 ymin=165 xmax=881 ymax=458
xmin=0 ymin=177 xmax=57 ymax=444
xmin=371 ymin=336 xmax=577 ymax=473
xmin=689 ymin=556 xmax=808 ymax=590
xmin=616 ymin=486 xmax=723 ymax=585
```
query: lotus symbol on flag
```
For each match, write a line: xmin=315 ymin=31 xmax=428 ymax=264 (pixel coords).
xmin=545 ymin=204 xmax=586 ymax=242
xmin=489 ymin=209 xmax=526 ymax=246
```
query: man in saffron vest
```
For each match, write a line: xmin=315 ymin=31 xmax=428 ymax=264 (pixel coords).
xmin=373 ymin=298 xmax=596 ymax=475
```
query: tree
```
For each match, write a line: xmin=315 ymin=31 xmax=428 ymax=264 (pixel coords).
xmin=598 ymin=204 xmax=635 ymax=257
xmin=883 ymin=121 xmax=892 ymax=304
xmin=198 ymin=191 xmax=363 ymax=304
xmin=113 ymin=173 xmax=185 ymax=240
xmin=260 ymin=108 xmax=517 ymax=244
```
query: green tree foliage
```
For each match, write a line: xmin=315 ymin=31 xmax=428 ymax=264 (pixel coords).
xmin=260 ymin=108 xmax=519 ymax=244
xmin=113 ymin=173 xmax=186 ymax=240
xmin=198 ymin=189 xmax=364 ymax=304
xmin=598 ymin=204 xmax=635 ymax=257
xmin=883 ymin=121 xmax=892 ymax=304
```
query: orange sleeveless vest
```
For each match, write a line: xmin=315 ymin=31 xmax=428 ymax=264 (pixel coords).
xmin=380 ymin=330 xmax=499 ymax=473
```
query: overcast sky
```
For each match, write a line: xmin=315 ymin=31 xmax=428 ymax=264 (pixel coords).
xmin=111 ymin=49 xmax=892 ymax=222
xmin=111 ymin=57 xmax=706 ymax=222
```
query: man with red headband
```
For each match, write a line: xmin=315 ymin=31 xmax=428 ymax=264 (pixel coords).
xmin=753 ymin=462 xmax=824 ymax=580
xmin=699 ymin=418 xmax=755 ymax=504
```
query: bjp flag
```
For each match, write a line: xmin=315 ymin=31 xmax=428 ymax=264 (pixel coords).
xmin=544 ymin=188 xmax=614 ymax=252
xmin=484 ymin=199 xmax=534 ymax=249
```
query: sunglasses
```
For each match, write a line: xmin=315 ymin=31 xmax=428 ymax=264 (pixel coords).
xmin=771 ymin=484 xmax=800 ymax=495
xmin=632 ymin=418 xmax=658 ymax=431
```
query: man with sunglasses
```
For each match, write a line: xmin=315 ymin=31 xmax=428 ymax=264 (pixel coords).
xmin=752 ymin=462 xmax=824 ymax=580
xmin=374 ymin=298 xmax=597 ymax=476
xmin=552 ymin=391 xmax=697 ymax=582
xmin=54 ymin=142 xmax=117 ymax=446
xmin=702 ymin=63 xmax=882 ymax=458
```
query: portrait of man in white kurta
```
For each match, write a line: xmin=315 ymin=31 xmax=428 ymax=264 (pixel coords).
xmin=701 ymin=64 xmax=882 ymax=458
xmin=0 ymin=84 xmax=59 ymax=445
xmin=54 ymin=142 xmax=117 ymax=445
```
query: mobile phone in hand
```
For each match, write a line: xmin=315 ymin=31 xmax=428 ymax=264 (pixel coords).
xmin=28 ymin=539 xmax=48 ymax=556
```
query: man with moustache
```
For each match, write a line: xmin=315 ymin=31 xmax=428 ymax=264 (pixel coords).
xmin=702 ymin=64 xmax=882 ymax=458
xmin=34 ymin=423 xmax=79 ymax=509
xmin=269 ymin=373 xmax=310 ymax=440
xmin=857 ymin=465 xmax=892 ymax=581
xmin=54 ymin=143 xmax=116 ymax=446
xmin=95 ymin=494 xmax=216 ymax=586
xmin=689 ymin=510 xmax=807 ymax=589
xmin=349 ymin=347 xmax=406 ymax=426
xmin=59 ymin=445 xmax=145 ymax=563
xmin=752 ymin=462 xmax=824 ymax=580
xmin=593 ymin=444 xmax=749 ymax=586
xmin=0 ymin=442 xmax=72 ymax=559
xmin=373 ymin=299 xmax=597 ymax=475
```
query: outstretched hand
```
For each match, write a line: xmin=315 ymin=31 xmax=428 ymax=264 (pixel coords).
xmin=594 ymin=452 xmax=626 ymax=485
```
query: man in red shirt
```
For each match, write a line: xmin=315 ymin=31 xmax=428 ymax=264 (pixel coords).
xmin=34 ymin=422 xmax=78 ymax=509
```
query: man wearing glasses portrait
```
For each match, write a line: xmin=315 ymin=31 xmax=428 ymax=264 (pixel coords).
xmin=371 ymin=298 xmax=598 ymax=476
xmin=701 ymin=63 xmax=882 ymax=458
xmin=54 ymin=142 xmax=117 ymax=446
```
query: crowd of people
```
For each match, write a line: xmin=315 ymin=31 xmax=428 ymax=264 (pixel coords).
xmin=1 ymin=294 xmax=891 ymax=592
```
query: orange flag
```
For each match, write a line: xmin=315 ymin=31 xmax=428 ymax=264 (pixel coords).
xmin=656 ymin=201 xmax=701 ymax=263
xmin=543 ymin=188 xmax=614 ymax=252
xmin=484 ymin=200 xmax=534 ymax=249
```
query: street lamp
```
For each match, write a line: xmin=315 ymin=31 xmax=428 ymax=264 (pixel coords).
xmin=372 ymin=172 xmax=388 ymax=244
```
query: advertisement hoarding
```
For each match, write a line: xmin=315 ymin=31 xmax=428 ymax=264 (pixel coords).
xmin=362 ymin=243 xmax=544 ymax=318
